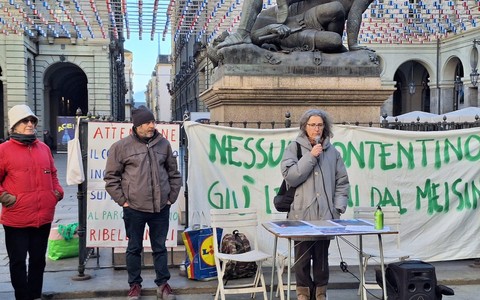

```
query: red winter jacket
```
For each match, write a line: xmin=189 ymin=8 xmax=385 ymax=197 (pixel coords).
xmin=0 ymin=138 xmax=64 ymax=228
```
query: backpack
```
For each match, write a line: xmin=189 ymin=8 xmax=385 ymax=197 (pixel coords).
xmin=220 ymin=230 xmax=257 ymax=280
xmin=273 ymin=142 xmax=302 ymax=212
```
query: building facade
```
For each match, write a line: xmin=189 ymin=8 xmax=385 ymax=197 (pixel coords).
xmin=166 ymin=0 xmax=480 ymax=123
xmin=124 ymin=50 xmax=135 ymax=121
xmin=2 ymin=0 xmax=480 ymax=142
xmin=145 ymin=55 xmax=174 ymax=122
xmin=154 ymin=55 xmax=173 ymax=122
xmin=0 ymin=34 xmax=127 ymax=142
xmin=169 ymin=41 xmax=210 ymax=121
xmin=167 ymin=33 xmax=480 ymax=123
xmin=0 ymin=1 xmax=128 ymax=143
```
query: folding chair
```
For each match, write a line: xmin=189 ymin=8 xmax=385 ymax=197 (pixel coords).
xmin=353 ymin=206 xmax=410 ymax=300
xmin=210 ymin=208 xmax=272 ymax=300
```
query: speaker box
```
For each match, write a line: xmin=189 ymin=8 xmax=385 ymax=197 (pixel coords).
xmin=376 ymin=260 xmax=437 ymax=300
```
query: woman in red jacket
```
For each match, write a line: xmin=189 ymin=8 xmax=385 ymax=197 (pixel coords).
xmin=0 ymin=104 xmax=64 ymax=300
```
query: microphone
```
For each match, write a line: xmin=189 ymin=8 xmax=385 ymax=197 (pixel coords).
xmin=315 ymin=135 xmax=327 ymax=152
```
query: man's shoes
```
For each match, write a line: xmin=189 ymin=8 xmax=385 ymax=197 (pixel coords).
xmin=128 ymin=283 xmax=142 ymax=300
xmin=157 ymin=282 xmax=176 ymax=300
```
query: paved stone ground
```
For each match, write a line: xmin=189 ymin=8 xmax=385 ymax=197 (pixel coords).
xmin=46 ymin=284 xmax=480 ymax=300
xmin=1 ymin=153 xmax=480 ymax=299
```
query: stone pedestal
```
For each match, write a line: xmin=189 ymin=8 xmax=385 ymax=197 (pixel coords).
xmin=201 ymin=44 xmax=395 ymax=126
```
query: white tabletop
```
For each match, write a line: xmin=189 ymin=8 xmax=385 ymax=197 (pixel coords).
xmin=262 ymin=219 xmax=398 ymax=239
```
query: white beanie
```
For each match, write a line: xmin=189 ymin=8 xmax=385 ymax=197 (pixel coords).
xmin=8 ymin=104 xmax=39 ymax=129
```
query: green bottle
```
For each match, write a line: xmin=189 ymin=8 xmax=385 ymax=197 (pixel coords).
xmin=374 ymin=206 xmax=384 ymax=230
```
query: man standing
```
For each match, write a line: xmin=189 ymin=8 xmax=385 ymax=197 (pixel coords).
xmin=104 ymin=106 xmax=181 ymax=300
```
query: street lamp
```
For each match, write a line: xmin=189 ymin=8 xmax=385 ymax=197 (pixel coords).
xmin=470 ymin=39 xmax=480 ymax=86
xmin=408 ymin=82 xmax=416 ymax=95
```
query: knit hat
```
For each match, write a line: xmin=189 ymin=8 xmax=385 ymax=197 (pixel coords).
xmin=8 ymin=104 xmax=38 ymax=129
xmin=132 ymin=105 xmax=155 ymax=127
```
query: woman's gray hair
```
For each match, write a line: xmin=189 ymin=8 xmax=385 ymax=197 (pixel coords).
xmin=299 ymin=109 xmax=333 ymax=139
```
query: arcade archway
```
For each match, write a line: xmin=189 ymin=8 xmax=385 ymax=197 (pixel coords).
xmin=44 ymin=62 xmax=88 ymax=149
xmin=393 ymin=61 xmax=430 ymax=116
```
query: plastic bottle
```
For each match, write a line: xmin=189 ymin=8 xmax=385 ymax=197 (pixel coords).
xmin=374 ymin=206 xmax=384 ymax=230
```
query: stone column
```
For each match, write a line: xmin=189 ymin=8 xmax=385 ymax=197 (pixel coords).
xmin=465 ymin=86 xmax=479 ymax=107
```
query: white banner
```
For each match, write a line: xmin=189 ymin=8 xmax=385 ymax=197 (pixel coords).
xmin=86 ymin=122 xmax=181 ymax=248
xmin=184 ymin=121 xmax=480 ymax=263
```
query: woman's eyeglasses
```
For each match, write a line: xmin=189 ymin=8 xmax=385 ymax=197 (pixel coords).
xmin=20 ymin=117 xmax=37 ymax=125
xmin=307 ymin=123 xmax=324 ymax=128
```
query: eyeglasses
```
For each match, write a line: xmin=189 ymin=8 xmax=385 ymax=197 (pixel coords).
xmin=20 ymin=117 xmax=37 ymax=125
xmin=307 ymin=123 xmax=324 ymax=128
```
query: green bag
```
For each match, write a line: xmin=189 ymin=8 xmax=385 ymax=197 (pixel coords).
xmin=47 ymin=223 xmax=79 ymax=260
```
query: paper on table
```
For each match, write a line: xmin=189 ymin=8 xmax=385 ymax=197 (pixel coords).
xmin=270 ymin=220 xmax=311 ymax=228
xmin=269 ymin=220 xmax=321 ymax=235
xmin=345 ymin=225 xmax=390 ymax=232
xmin=331 ymin=219 xmax=373 ymax=227
xmin=307 ymin=220 xmax=346 ymax=234
xmin=308 ymin=220 xmax=343 ymax=228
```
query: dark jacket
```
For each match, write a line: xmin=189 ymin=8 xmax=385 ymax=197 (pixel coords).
xmin=104 ymin=130 xmax=182 ymax=213
xmin=0 ymin=138 xmax=63 ymax=227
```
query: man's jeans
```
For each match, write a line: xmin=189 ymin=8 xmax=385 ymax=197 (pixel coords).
xmin=123 ymin=205 xmax=171 ymax=286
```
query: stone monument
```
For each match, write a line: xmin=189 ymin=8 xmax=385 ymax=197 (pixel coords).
xmin=200 ymin=0 xmax=395 ymax=125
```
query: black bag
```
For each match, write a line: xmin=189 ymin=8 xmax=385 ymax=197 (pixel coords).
xmin=273 ymin=142 xmax=302 ymax=212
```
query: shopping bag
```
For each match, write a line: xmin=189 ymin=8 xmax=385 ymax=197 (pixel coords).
xmin=47 ymin=223 xmax=79 ymax=260
xmin=182 ymin=226 xmax=222 ymax=281
xmin=66 ymin=117 xmax=85 ymax=185
xmin=182 ymin=225 xmax=222 ymax=281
